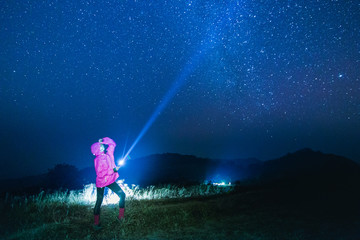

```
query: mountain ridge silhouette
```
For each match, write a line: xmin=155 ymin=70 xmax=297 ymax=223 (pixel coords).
xmin=1 ymin=148 xmax=359 ymax=195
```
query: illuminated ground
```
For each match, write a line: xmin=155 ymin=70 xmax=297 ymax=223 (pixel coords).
xmin=1 ymin=183 xmax=360 ymax=240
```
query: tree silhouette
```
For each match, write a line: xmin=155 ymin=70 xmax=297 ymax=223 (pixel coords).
xmin=46 ymin=164 xmax=82 ymax=190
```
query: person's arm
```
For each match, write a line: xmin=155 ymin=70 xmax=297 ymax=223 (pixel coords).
xmin=101 ymin=137 xmax=116 ymax=156
xmin=101 ymin=137 xmax=116 ymax=165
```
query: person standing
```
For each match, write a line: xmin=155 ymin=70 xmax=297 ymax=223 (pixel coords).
xmin=91 ymin=137 xmax=126 ymax=229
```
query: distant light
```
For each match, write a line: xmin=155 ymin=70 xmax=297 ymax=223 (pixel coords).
xmin=213 ymin=182 xmax=232 ymax=187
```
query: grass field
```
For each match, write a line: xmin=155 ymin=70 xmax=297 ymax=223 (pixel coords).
xmin=1 ymin=182 xmax=360 ymax=240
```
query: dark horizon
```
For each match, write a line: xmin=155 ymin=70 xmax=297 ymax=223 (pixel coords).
xmin=0 ymin=147 xmax=359 ymax=181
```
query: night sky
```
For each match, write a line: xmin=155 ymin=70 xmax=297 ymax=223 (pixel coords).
xmin=1 ymin=0 xmax=359 ymax=179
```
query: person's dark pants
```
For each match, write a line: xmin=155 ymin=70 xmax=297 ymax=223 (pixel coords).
xmin=94 ymin=181 xmax=126 ymax=215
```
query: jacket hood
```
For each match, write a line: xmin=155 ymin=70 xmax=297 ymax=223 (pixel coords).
xmin=91 ymin=142 xmax=103 ymax=156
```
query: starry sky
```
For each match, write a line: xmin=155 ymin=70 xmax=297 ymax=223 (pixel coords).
xmin=1 ymin=0 xmax=359 ymax=179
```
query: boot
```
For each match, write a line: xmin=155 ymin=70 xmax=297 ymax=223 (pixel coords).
xmin=93 ymin=215 xmax=102 ymax=230
xmin=118 ymin=208 xmax=125 ymax=221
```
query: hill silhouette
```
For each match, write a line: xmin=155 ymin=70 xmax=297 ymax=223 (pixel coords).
xmin=116 ymin=153 xmax=261 ymax=186
xmin=249 ymin=148 xmax=360 ymax=188
xmin=1 ymin=149 xmax=359 ymax=195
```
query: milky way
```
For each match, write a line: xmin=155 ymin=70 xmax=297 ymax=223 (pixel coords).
xmin=0 ymin=0 xmax=359 ymax=178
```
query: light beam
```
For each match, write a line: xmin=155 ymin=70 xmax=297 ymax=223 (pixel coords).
xmin=122 ymin=3 xmax=237 ymax=160
xmin=122 ymin=50 xmax=205 ymax=161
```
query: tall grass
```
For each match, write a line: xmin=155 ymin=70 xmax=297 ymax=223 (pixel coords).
xmin=0 ymin=181 xmax=234 ymax=240
xmin=1 ymin=181 xmax=359 ymax=240
xmin=4 ymin=180 xmax=234 ymax=206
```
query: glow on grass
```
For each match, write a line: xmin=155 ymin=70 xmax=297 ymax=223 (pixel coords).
xmin=82 ymin=180 xmax=134 ymax=205
xmin=79 ymin=180 xmax=234 ymax=205
xmin=12 ymin=181 xmax=233 ymax=207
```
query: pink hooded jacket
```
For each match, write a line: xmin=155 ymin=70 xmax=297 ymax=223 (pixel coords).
xmin=91 ymin=137 xmax=119 ymax=188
